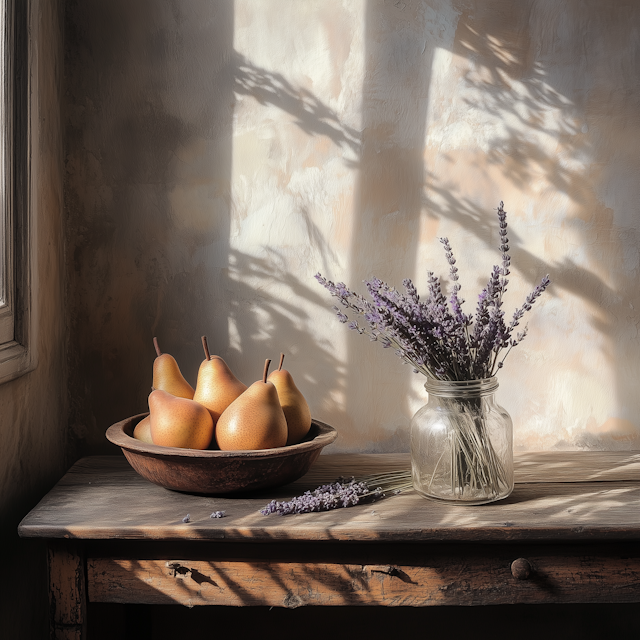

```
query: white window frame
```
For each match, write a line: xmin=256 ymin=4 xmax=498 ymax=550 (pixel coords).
xmin=0 ymin=0 xmax=36 ymax=384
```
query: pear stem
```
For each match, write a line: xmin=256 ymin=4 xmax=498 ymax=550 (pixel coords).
xmin=278 ymin=353 xmax=285 ymax=371
xmin=263 ymin=359 xmax=271 ymax=383
xmin=201 ymin=336 xmax=211 ymax=360
xmin=153 ymin=337 xmax=162 ymax=357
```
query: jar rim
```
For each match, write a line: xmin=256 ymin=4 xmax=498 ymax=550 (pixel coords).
xmin=423 ymin=376 xmax=499 ymax=397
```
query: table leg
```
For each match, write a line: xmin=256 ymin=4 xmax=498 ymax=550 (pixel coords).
xmin=48 ymin=541 xmax=87 ymax=640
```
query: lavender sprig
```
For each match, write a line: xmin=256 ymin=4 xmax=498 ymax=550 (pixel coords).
xmin=496 ymin=201 xmax=511 ymax=300
xmin=260 ymin=472 xmax=412 ymax=516
xmin=260 ymin=477 xmax=373 ymax=515
xmin=316 ymin=201 xmax=550 ymax=381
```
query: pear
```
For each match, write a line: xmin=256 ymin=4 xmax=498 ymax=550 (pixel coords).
xmin=215 ymin=359 xmax=287 ymax=451
xmin=148 ymin=389 xmax=214 ymax=449
xmin=193 ymin=336 xmax=248 ymax=425
xmin=133 ymin=415 xmax=153 ymax=444
xmin=268 ymin=353 xmax=312 ymax=445
xmin=151 ymin=337 xmax=195 ymax=399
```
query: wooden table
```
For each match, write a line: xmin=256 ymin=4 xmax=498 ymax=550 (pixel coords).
xmin=18 ymin=451 xmax=640 ymax=639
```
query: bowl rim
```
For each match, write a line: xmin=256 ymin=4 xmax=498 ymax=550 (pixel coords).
xmin=106 ymin=412 xmax=338 ymax=460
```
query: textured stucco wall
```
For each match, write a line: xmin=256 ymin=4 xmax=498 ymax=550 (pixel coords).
xmin=65 ymin=0 xmax=640 ymax=455
xmin=0 ymin=1 xmax=67 ymax=638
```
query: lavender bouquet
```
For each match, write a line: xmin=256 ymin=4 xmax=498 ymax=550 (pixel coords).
xmin=316 ymin=202 xmax=550 ymax=502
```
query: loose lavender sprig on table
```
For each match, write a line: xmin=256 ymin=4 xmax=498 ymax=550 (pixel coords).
xmin=260 ymin=472 xmax=412 ymax=516
xmin=315 ymin=202 xmax=550 ymax=381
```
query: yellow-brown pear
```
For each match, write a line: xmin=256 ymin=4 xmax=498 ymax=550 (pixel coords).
xmin=151 ymin=337 xmax=195 ymax=399
xmin=133 ymin=415 xmax=153 ymax=444
xmin=215 ymin=359 xmax=287 ymax=451
xmin=193 ymin=336 xmax=247 ymax=425
xmin=268 ymin=353 xmax=312 ymax=445
xmin=148 ymin=389 xmax=213 ymax=449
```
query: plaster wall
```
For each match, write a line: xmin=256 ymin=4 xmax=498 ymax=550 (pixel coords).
xmin=0 ymin=1 xmax=67 ymax=638
xmin=65 ymin=0 xmax=640 ymax=455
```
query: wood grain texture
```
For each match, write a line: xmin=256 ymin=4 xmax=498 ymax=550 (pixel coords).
xmin=18 ymin=452 xmax=640 ymax=543
xmin=24 ymin=453 xmax=640 ymax=615
xmin=87 ymin=545 xmax=640 ymax=607
xmin=513 ymin=450 xmax=640 ymax=483
xmin=48 ymin=542 xmax=86 ymax=639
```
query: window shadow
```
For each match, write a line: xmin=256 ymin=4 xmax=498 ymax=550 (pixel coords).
xmin=418 ymin=1 xmax=640 ymax=449
xmin=64 ymin=0 xmax=640 ymax=459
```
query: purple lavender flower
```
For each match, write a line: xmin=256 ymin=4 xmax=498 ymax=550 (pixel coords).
xmin=260 ymin=477 xmax=381 ymax=516
xmin=315 ymin=203 xmax=550 ymax=380
xmin=496 ymin=201 xmax=511 ymax=295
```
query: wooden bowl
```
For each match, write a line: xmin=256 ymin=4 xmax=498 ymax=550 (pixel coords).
xmin=106 ymin=413 xmax=338 ymax=495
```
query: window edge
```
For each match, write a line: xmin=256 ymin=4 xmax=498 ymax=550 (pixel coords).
xmin=0 ymin=0 xmax=36 ymax=386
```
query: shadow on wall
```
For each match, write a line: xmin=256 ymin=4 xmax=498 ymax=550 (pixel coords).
xmin=233 ymin=53 xmax=361 ymax=156
xmin=65 ymin=0 xmax=237 ymax=455
xmin=340 ymin=1 xmax=435 ymax=452
xmin=219 ymin=2 xmax=437 ymax=453
xmin=65 ymin=0 xmax=640 ymax=457
xmin=424 ymin=0 xmax=640 ymax=448
xmin=225 ymin=1 xmax=637 ymax=451
xmin=222 ymin=246 xmax=349 ymax=436
xmin=229 ymin=0 xmax=640 ymax=451
xmin=65 ymin=0 xmax=364 ymax=455
xmin=226 ymin=0 xmax=640 ymax=451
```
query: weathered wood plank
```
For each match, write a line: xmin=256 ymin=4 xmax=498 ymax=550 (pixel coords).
xmin=87 ymin=547 xmax=640 ymax=607
xmin=303 ymin=451 xmax=640 ymax=484
xmin=19 ymin=453 xmax=640 ymax=543
xmin=48 ymin=541 xmax=86 ymax=640
xmin=514 ymin=450 xmax=640 ymax=483
xmin=51 ymin=450 xmax=640 ymax=486
xmin=22 ymin=484 xmax=640 ymax=542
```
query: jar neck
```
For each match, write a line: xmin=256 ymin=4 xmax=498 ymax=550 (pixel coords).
xmin=423 ymin=376 xmax=498 ymax=399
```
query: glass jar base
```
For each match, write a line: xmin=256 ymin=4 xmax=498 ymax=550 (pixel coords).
xmin=413 ymin=485 xmax=513 ymax=506
xmin=411 ymin=376 xmax=514 ymax=508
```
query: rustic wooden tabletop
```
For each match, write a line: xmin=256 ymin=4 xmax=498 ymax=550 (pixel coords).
xmin=18 ymin=451 xmax=640 ymax=543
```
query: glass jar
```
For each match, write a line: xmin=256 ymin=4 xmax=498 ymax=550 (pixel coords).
xmin=410 ymin=377 xmax=513 ymax=505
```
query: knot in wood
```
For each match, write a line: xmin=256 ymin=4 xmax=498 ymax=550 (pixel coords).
xmin=510 ymin=557 xmax=532 ymax=580
xmin=283 ymin=593 xmax=304 ymax=609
